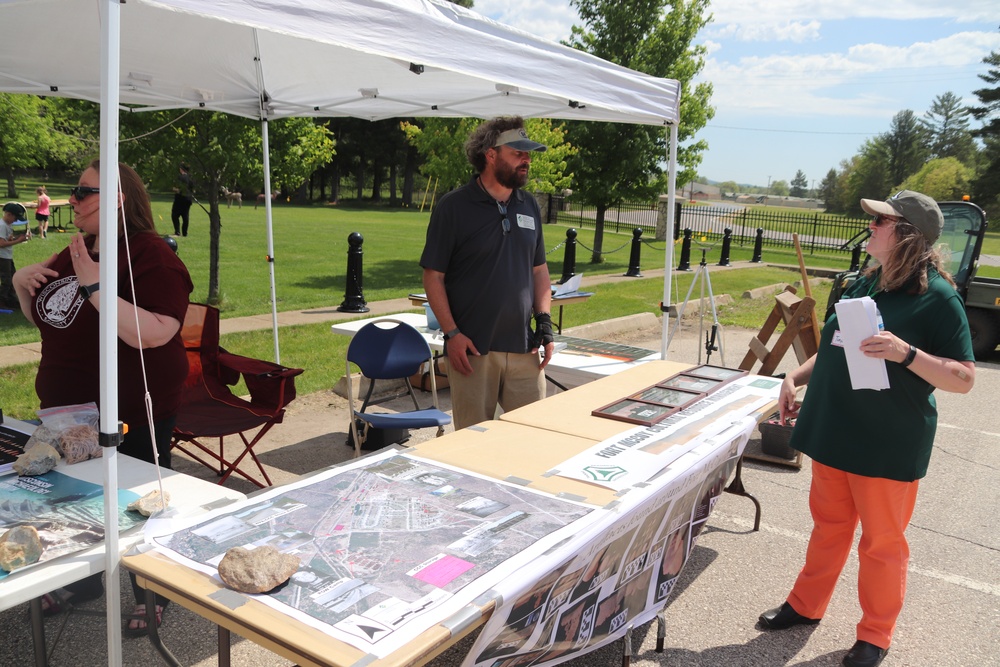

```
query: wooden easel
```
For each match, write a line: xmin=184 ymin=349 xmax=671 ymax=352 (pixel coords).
xmin=739 ymin=285 xmax=819 ymax=376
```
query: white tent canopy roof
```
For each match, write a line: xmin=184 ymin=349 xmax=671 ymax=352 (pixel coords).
xmin=0 ymin=0 xmax=680 ymax=126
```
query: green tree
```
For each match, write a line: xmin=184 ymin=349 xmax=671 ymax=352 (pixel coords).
xmin=565 ymin=0 xmax=714 ymax=262
xmin=0 ymin=94 xmax=79 ymax=197
xmin=844 ymin=138 xmax=892 ymax=216
xmin=969 ymin=39 xmax=1000 ymax=216
xmin=120 ymin=110 xmax=332 ymax=305
xmin=769 ymin=180 xmax=789 ymax=197
xmin=402 ymin=118 xmax=575 ymax=195
xmin=921 ymin=92 xmax=976 ymax=165
xmin=818 ymin=168 xmax=839 ymax=211
xmin=789 ymin=170 xmax=808 ymax=198
xmin=882 ymin=110 xmax=929 ymax=187
xmin=897 ymin=157 xmax=973 ymax=201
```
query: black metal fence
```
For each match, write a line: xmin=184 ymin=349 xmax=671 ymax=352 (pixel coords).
xmin=549 ymin=197 xmax=871 ymax=256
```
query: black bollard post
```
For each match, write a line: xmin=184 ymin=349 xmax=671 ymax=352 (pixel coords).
xmin=718 ymin=227 xmax=733 ymax=267
xmin=560 ymin=228 xmax=578 ymax=284
xmin=677 ymin=228 xmax=693 ymax=271
xmin=750 ymin=227 xmax=764 ymax=263
xmin=338 ymin=232 xmax=370 ymax=313
xmin=624 ymin=228 xmax=643 ymax=277
xmin=674 ymin=201 xmax=683 ymax=240
xmin=849 ymin=244 xmax=862 ymax=272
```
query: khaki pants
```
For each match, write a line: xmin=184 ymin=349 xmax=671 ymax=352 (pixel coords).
xmin=787 ymin=460 xmax=919 ymax=650
xmin=446 ymin=351 xmax=545 ymax=430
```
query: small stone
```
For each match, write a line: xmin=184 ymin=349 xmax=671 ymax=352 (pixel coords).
xmin=0 ymin=525 xmax=44 ymax=572
xmin=217 ymin=546 xmax=300 ymax=594
xmin=13 ymin=443 xmax=61 ymax=476
xmin=127 ymin=489 xmax=171 ymax=517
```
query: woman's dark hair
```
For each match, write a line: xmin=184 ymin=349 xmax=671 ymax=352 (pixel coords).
xmin=88 ymin=159 xmax=156 ymax=235
xmin=465 ymin=116 xmax=527 ymax=173
xmin=865 ymin=219 xmax=954 ymax=294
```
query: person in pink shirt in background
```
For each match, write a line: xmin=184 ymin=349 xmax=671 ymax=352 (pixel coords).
xmin=34 ymin=186 xmax=51 ymax=239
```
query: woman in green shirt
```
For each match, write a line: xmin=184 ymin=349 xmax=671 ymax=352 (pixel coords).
xmin=756 ymin=191 xmax=976 ymax=667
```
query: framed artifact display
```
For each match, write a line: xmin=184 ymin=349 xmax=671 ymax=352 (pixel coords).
xmin=592 ymin=399 xmax=677 ymax=426
xmin=659 ymin=374 xmax=723 ymax=394
xmin=628 ymin=385 xmax=701 ymax=409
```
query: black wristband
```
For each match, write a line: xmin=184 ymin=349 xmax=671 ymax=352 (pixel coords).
xmin=443 ymin=328 xmax=461 ymax=341
xmin=900 ymin=343 xmax=917 ymax=368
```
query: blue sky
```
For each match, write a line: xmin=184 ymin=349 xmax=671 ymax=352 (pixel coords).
xmin=471 ymin=0 xmax=1000 ymax=189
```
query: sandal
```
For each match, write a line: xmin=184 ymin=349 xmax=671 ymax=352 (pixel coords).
xmin=124 ymin=604 xmax=164 ymax=638
xmin=41 ymin=586 xmax=104 ymax=616
xmin=40 ymin=589 xmax=75 ymax=617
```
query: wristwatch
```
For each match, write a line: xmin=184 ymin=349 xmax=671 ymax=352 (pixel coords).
xmin=78 ymin=282 xmax=100 ymax=299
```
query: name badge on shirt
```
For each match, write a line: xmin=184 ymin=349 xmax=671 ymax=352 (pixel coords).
xmin=516 ymin=213 xmax=535 ymax=230
xmin=831 ymin=330 xmax=844 ymax=347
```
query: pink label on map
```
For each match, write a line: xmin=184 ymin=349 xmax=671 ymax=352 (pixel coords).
xmin=411 ymin=554 xmax=475 ymax=587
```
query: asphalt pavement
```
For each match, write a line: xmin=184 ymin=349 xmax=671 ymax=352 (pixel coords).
xmin=1 ymin=267 xmax=998 ymax=667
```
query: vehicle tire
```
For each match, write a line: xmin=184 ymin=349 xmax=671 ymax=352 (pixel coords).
xmin=965 ymin=308 xmax=999 ymax=359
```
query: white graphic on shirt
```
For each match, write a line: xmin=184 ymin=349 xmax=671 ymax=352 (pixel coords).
xmin=37 ymin=277 xmax=84 ymax=329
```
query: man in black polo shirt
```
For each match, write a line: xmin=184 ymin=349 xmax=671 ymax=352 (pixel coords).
xmin=420 ymin=117 xmax=555 ymax=430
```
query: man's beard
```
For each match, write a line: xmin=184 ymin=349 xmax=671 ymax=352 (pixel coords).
xmin=494 ymin=159 xmax=529 ymax=190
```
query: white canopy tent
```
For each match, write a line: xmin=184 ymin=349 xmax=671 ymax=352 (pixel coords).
xmin=0 ymin=0 xmax=682 ymax=664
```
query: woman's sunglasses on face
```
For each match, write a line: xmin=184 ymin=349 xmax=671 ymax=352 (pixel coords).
xmin=70 ymin=186 xmax=100 ymax=201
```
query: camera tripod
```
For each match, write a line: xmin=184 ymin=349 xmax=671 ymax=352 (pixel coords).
xmin=666 ymin=247 xmax=725 ymax=365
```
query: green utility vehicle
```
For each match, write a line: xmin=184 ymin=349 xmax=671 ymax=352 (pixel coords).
xmin=828 ymin=200 xmax=996 ymax=358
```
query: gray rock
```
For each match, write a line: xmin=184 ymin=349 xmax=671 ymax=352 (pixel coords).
xmin=217 ymin=546 xmax=300 ymax=594
xmin=127 ymin=489 xmax=170 ymax=517
xmin=13 ymin=443 xmax=61 ymax=476
xmin=0 ymin=525 xmax=44 ymax=572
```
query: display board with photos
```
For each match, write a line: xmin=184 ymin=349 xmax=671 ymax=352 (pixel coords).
xmin=591 ymin=365 xmax=749 ymax=426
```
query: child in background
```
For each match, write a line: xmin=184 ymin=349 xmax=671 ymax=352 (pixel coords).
xmin=1 ymin=202 xmax=30 ymax=309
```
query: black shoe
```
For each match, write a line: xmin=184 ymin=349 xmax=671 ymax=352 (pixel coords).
xmin=757 ymin=601 xmax=820 ymax=630
xmin=842 ymin=640 xmax=888 ymax=667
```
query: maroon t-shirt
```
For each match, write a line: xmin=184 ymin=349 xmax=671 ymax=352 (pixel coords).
xmin=32 ymin=232 xmax=193 ymax=428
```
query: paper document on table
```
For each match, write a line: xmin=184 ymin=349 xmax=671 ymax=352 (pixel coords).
xmin=834 ymin=297 xmax=889 ymax=391
xmin=552 ymin=273 xmax=582 ymax=296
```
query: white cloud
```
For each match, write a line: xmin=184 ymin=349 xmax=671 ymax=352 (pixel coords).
xmin=708 ymin=20 xmax=822 ymax=43
xmin=701 ymin=30 xmax=1000 ymax=118
xmin=471 ymin=0 xmax=579 ymax=43
xmin=706 ymin=0 xmax=1000 ymax=25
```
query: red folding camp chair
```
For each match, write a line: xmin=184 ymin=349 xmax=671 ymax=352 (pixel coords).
xmin=170 ymin=303 xmax=303 ymax=487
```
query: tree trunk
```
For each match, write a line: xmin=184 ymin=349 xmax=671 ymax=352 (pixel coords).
xmin=330 ymin=162 xmax=340 ymax=203
xmin=402 ymin=145 xmax=417 ymax=207
xmin=207 ymin=176 xmax=223 ymax=306
xmin=590 ymin=205 xmax=607 ymax=264
xmin=370 ymin=159 xmax=383 ymax=201
xmin=5 ymin=168 xmax=16 ymax=199
xmin=355 ymin=157 xmax=364 ymax=200
xmin=389 ymin=162 xmax=398 ymax=207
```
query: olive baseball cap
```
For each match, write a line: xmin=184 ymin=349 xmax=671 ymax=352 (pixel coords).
xmin=494 ymin=128 xmax=547 ymax=152
xmin=860 ymin=190 xmax=943 ymax=243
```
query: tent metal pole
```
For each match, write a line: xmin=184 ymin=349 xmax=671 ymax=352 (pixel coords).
xmin=99 ymin=1 xmax=124 ymax=664
xmin=661 ymin=123 xmax=679 ymax=360
xmin=253 ymin=29 xmax=281 ymax=364
xmin=261 ymin=117 xmax=281 ymax=364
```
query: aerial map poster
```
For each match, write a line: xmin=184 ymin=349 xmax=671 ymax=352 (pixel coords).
xmin=147 ymin=451 xmax=601 ymax=657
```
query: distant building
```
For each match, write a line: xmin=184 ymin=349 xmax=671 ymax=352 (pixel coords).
xmin=686 ymin=182 xmax=721 ymax=201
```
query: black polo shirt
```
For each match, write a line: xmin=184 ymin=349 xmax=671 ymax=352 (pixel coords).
xmin=420 ymin=176 xmax=546 ymax=354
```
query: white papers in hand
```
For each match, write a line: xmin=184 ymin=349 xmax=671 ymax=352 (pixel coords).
xmin=834 ymin=297 xmax=889 ymax=391
xmin=552 ymin=273 xmax=582 ymax=296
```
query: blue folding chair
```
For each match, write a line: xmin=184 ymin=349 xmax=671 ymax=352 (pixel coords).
xmin=346 ymin=319 xmax=451 ymax=456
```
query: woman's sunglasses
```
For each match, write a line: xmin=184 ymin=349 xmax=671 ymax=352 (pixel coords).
xmin=873 ymin=213 xmax=900 ymax=227
xmin=70 ymin=186 xmax=100 ymax=201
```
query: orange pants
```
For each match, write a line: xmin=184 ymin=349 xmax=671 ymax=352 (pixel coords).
xmin=787 ymin=460 xmax=919 ymax=650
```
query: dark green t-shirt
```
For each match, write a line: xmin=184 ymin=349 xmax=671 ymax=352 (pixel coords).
xmin=790 ymin=268 xmax=973 ymax=481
